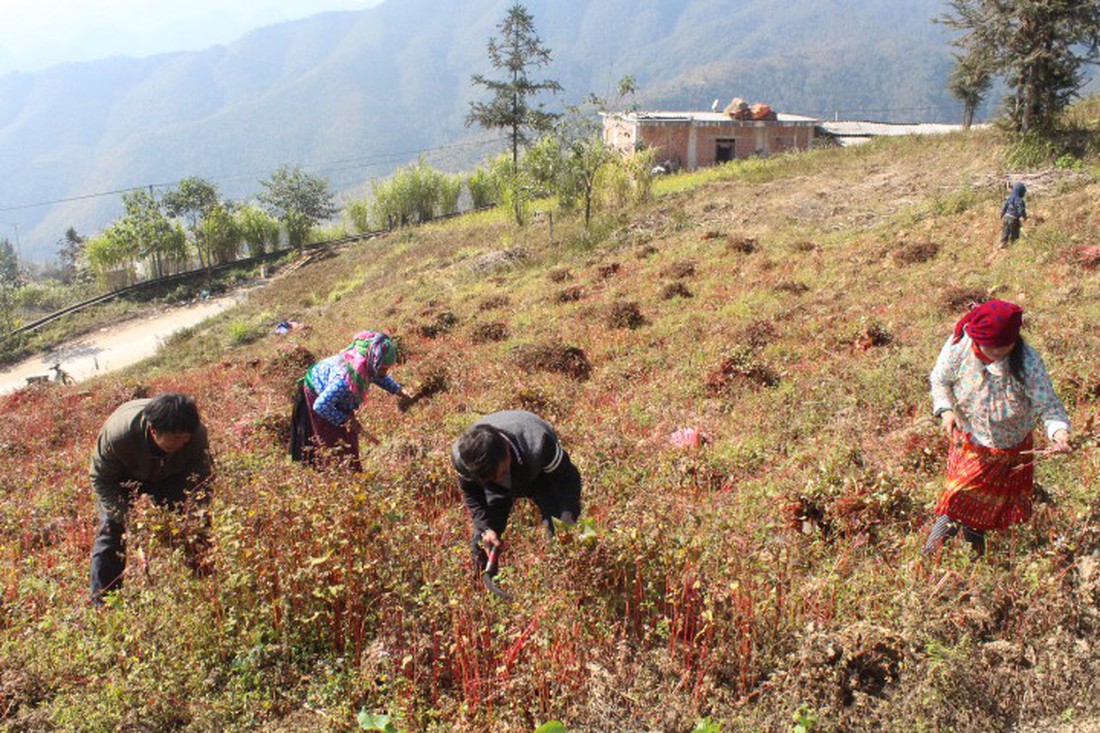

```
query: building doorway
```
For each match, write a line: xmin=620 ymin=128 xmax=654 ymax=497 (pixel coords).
xmin=716 ymin=139 xmax=737 ymax=163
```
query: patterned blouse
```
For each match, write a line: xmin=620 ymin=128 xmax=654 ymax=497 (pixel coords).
xmin=305 ymin=354 xmax=402 ymax=426
xmin=930 ymin=333 xmax=1070 ymax=449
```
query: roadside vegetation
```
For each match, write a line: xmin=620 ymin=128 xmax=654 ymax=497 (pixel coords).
xmin=3 ymin=108 xmax=1100 ymax=732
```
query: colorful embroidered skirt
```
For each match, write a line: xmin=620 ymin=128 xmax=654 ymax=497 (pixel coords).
xmin=935 ymin=430 xmax=1033 ymax=531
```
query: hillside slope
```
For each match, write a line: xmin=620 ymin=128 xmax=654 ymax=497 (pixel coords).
xmin=2 ymin=129 xmax=1100 ymax=731
xmin=1 ymin=0 xmax=958 ymax=262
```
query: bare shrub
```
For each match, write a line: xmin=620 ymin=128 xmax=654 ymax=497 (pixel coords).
xmin=469 ymin=248 xmax=527 ymax=273
xmin=477 ymin=295 xmax=510 ymax=311
xmin=741 ymin=319 xmax=777 ymax=349
xmin=660 ymin=282 xmax=693 ymax=300
xmin=555 ymin=286 xmax=584 ymax=303
xmin=661 ymin=261 xmax=696 ymax=279
xmin=417 ymin=310 xmax=459 ymax=338
xmin=856 ymin=319 xmax=893 ymax=350
xmin=774 ymin=280 xmax=810 ymax=295
xmin=513 ymin=344 xmax=592 ymax=381
xmin=470 ymin=321 xmax=509 ymax=343
xmin=706 ymin=348 xmax=779 ymax=392
xmin=606 ymin=301 xmax=647 ymax=330
xmin=596 ymin=262 xmax=621 ymax=279
xmin=1071 ymin=245 xmax=1100 ymax=269
xmin=941 ymin=286 xmax=987 ymax=312
xmin=262 ymin=344 xmax=316 ymax=380
xmin=793 ymin=240 xmax=820 ymax=253
xmin=892 ymin=241 xmax=940 ymax=265
xmin=635 ymin=244 xmax=659 ymax=259
xmin=727 ymin=237 xmax=757 ymax=254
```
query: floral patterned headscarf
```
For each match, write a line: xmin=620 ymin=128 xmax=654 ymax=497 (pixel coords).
xmin=339 ymin=330 xmax=397 ymax=396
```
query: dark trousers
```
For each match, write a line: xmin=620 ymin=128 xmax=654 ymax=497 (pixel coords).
xmin=470 ymin=452 xmax=582 ymax=566
xmin=90 ymin=474 xmax=210 ymax=603
xmin=290 ymin=384 xmax=361 ymax=471
xmin=922 ymin=514 xmax=986 ymax=557
xmin=1000 ymin=215 xmax=1021 ymax=246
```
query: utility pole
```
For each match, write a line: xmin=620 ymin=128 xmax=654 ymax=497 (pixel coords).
xmin=10 ymin=223 xmax=20 ymax=262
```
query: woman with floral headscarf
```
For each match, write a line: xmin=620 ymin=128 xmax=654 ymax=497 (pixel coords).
xmin=290 ymin=330 xmax=413 ymax=470
xmin=923 ymin=299 xmax=1071 ymax=556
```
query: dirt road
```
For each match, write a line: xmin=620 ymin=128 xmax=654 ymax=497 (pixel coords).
xmin=0 ymin=293 xmax=244 ymax=395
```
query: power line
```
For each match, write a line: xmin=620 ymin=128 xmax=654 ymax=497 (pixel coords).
xmin=0 ymin=134 xmax=507 ymax=214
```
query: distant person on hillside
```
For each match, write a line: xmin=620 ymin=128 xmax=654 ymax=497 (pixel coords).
xmin=90 ymin=393 xmax=213 ymax=605
xmin=290 ymin=330 xmax=412 ymax=471
xmin=923 ymin=300 xmax=1070 ymax=557
xmin=999 ymin=182 xmax=1028 ymax=248
xmin=452 ymin=410 xmax=581 ymax=573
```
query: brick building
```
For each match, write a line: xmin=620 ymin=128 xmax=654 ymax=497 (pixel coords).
xmin=602 ymin=110 xmax=817 ymax=170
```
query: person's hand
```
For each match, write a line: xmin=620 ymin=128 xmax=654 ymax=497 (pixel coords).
xmin=1050 ymin=429 xmax=1071 ymax=453
xmin=940 ymin=409 xmax=958 ymax=436
xmin=481 ymin=529 xmax=502 ymax=550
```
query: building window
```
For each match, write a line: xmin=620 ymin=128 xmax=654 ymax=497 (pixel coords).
xmin=773 ymin=136 xmax=796 ymax=152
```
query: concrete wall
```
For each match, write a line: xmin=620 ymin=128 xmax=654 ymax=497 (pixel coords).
xmin=604 ymin=116 xmax=815 ymax=170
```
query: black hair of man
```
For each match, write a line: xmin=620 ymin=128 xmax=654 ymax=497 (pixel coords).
xmin=142 ymin=393 xmax=201 ymax=434
xmin=457 ymin=424 xmax=508 ymax=481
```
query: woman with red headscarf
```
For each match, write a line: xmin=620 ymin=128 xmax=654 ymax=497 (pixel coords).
xmin=923 ymin=299 xmax=1071 ymax=556
xmin=290 ymin=330 xmax=413 ymax=471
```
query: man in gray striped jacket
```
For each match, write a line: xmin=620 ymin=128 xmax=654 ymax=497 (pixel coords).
xmin=451 ymin=410 xmax=582 ymax=570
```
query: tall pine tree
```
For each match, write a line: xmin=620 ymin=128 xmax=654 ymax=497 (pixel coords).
xmin=941 ymin=0 xmax=1100 ymax=134
xmin=467 ymin=2 xmax=562 ymax=170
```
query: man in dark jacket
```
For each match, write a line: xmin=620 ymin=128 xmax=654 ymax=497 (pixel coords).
xmin=451 ymin=410 xmax=581 ymax=571
xmin=89 ymin=393 xmax=213 ymax=604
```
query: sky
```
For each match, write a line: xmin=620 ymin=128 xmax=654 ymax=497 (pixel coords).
xmin=0 ymin=0 xmax=386 ymax=74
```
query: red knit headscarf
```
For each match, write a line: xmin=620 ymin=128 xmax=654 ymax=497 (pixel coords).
xmin=952 ymin=299 xmax=1023 ymax=347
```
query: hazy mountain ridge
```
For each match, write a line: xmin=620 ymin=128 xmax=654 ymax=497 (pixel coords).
xmin=1 ymin=0 xmax=959 ymax=261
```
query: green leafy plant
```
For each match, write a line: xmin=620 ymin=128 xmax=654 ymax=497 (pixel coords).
xmin=358 ymin=710 xmax=401 ymax=732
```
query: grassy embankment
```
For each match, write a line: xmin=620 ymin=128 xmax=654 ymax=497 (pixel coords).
xmin=2 ymin=125 xmax=1100 ymax=732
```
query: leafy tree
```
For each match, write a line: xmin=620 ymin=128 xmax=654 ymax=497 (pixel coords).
xmin=0 ymin=239 xmax=21 ymax=334
xmin=258 ymin=165 xmax=338 ymax=249
xmin=948 ymin=49 xmax=994 ymax=129
xmin=201 ymin=203 xmax=242 ymax=265
xmin=940 ymin=0 xmax=1100 ymax=134
xmin=534 ymin=76 xmax=641 ymax=228
xmin=118 ymin=189 xmax=187 ymax=279
xmin=163 ymin=177 xmax=220 ymax=269
xmin=234 ymin=204 xmax=280 ymax=257
xmin=56 ymin=227 xmax=88 ymax=284
xmin=467 ymin=1 xmax=562 ymax=219
xmin=85 ymin=226 xmax=139 ymax=286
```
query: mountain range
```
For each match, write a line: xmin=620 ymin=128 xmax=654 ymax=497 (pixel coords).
xmin=1 ymin=0 xmax=965 ymax=262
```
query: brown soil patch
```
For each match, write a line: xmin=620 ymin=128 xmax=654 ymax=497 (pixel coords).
xmin=547 ymin=268 xmax=572 ymax=283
